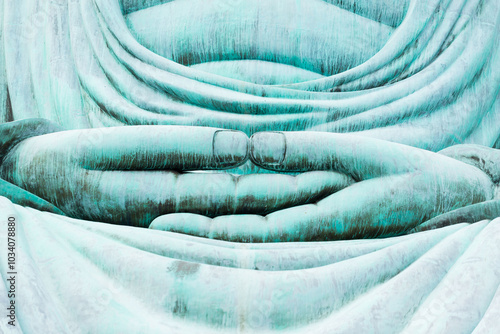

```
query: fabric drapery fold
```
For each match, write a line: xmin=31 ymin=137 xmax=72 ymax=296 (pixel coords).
xmin=1 ymin=197 xmax=499 ymax=333
xmin=1 ymin=0 xmax=498 ymax=148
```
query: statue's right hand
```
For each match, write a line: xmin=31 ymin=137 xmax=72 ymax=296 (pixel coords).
xmin=0 ymin=125 xmax=351 ymax=226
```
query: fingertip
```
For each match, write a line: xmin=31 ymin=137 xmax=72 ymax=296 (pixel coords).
xmin=213 ymin=130 xmax=249 ymax=167
xmin=250 ymin=132 xmax=286 ymax=167
xmin=149 ymin=213 xmax=212 ymax=237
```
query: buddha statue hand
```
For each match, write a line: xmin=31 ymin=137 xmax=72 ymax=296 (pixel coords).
xmin=151 ymin=131 xmax=498 ymax=241
xmin=0 ymin=125 xmax=351 ymax=227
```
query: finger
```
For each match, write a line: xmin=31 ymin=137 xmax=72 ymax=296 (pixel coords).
xmin=250 ymin=131 xmax=458 ymax=180
xmin=0 ymin=128 xmax=354 ymax=226
xmin=54 ymin=169 xmax=353 ymax=227
xmin=71 ymin=125 xmax=249 ymax=170
xmin=150 ymin=171 xmax=494 ymax=241
xmin=70 ymin=212 xmax=441 ymax=271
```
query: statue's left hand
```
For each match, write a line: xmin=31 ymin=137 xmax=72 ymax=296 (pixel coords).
xmin=151 ymin=132 xmax=497 ymax=241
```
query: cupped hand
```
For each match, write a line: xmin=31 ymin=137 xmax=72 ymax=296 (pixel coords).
xmin=151 ymin=132 xmax=496 ymax=241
